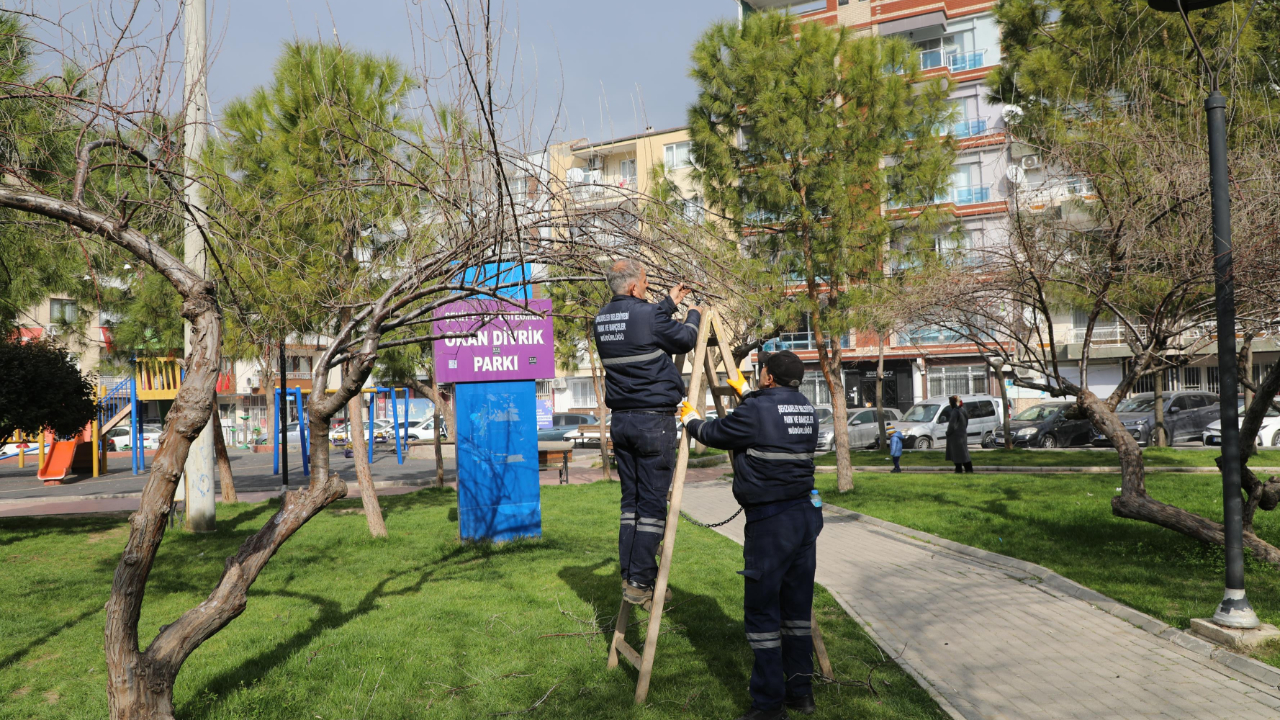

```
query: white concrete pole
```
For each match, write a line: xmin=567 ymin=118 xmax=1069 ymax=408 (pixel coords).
xmin=182 ymin=0 xmax=216 ymax=532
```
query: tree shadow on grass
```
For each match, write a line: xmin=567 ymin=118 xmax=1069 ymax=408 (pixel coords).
xmin=557 ymin=560 xmax=748 ymax=702
xmin=0 ymin=604 xmax=102 ymax=670
xmin=180 ymin=538 xmax=547 ymax=720
xmin=0 ymin=512 xmax=130 ymax=547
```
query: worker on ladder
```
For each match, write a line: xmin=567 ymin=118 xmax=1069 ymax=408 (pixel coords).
xmin=680 ymin=350 xmax=822 ymax=720
xmin=595 ymin=259 xmax=702 ymax=608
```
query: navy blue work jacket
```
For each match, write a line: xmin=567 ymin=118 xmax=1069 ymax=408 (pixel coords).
xmin=594 ymin=294 xmax=700 ymax=411
xmin=685 ymin=386 xmax=817 ymax=511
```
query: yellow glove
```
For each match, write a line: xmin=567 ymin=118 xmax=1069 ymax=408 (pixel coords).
xmin=726 ymin=374 xmax=747 ymax=397
xmin=679 ymin=401 xmax=701 ymax=424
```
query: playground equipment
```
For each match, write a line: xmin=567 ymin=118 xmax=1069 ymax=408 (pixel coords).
xmin=272 ymin=386 xmax=310 ymax=477
xmin=91 ymin=358 xmax=185 ymax=475
xmin=364 ymin=386 xmax=409 ymax=465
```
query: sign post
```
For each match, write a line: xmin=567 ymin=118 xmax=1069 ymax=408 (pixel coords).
xmin=435 ymin=298 xmax=554 ymax=542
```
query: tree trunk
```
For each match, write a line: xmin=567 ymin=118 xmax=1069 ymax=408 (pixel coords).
xmin=875 ymin=335 xmax=888 ymax=451
xmin=1073 ymin=386 xmax=1280 ymax=569
xmin=588 ymin=350 xmax=611 ymax=480
xmin=993 ymin=360 xmax=1013 ymax=450
xmin=346 ymin=388 xmax=387 ymax=537
xmin=211 ymin=399 xmax=237 ymax=503
xmin=814 ymin=327 xmax=853 ymax=492
xmin=1152 ymin=370 xmax=1166 ymax=447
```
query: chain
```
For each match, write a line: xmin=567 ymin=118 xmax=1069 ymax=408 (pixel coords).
xmin=680 ymin=506 xmax=743 ymax=528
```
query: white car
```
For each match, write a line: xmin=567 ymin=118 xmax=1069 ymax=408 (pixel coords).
xmin=399 ymin=417 xmax=447 ymax=442
xmin=104 ymin=424 xmax=162 ymax=450
xmin=1204 ymin=405 xmax=1280 ymax=447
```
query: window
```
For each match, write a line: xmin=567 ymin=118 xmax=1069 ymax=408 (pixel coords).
xmin=800 ymin=370 xmax=832 ymax=408
xmin=50 ymin=299 xmax=78 ymax=324
xmin=570 ymin=378 xmax=597 ymax=408
xmin=664 ymin=141 xmax=692 ymax=169
xmin=536 ymin=379 xmax=553 ymax=397
xmin=898 ymin=325 xmax=964 ymax=346
xmin=1183 ymin=367 xmax=1202 ymax=391
xmin=1208 ymin=366 xmax=1220 ymax=393
xmin=927 ymin=365 xmax=988 ymax=397
xmin=970 ymin=400 xmax=996 ymax=419
xmin=287 ymin=355 xmax=312 ymax=374
xmin=1170 ymin=396 xmax=1190 ymax=412
xmin=853 ymin=410 xmax=876 ymax=424
xmin=620 ymin=158 xmax=637 ymax=183
xmin=951 ymin=163 xmax=987 ymax=204
xmin=683 ymin=196 xmax=705 ymax=223
xmin=950 ymin=97 xmax=985 ymax=138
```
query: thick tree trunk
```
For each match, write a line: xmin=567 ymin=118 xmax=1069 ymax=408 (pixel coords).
xmin=992 ymin=360 xmax=1013 ymax=450
xmin=346 ymin=390 xmax=388 ymax=537
xmin=211 ymin=399 xmax=237 ymax=503
xmin=815 ymin=330 xmax=853 ymax=492
xmin=588 ymin=350 xmax=612 ymax=480
xmin=1076 ymin=386 xmax=1280 ymax=569
xmin=875 ymin=335 xmax=888 ymax=451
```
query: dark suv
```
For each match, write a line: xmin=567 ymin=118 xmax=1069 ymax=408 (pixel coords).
xmin=1091 ymin=391 xmax=1222 ymax=447
xmin=993 ymin=402 xmax=1094 ymax=448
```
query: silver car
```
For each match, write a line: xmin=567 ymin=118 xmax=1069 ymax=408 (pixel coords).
xmin=816 ymin=408 xmax=903 ymax=452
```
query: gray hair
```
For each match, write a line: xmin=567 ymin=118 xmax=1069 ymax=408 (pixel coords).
xmin=605 ymin=259 xmax=643 ymax=295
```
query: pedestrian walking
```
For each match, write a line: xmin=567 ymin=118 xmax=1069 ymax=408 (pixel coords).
xmin=946 ymin=395 xmax=973 ymax=473
xmin=888 ymin=424 xmax=903 ymax=473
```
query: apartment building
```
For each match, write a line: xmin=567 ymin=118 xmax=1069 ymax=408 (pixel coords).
xmin=738 ymin=0 xmax=1017 ymax=412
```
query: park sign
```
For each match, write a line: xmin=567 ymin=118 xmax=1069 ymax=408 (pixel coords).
xmin=434 ymin=298 xmax=554 ymax=383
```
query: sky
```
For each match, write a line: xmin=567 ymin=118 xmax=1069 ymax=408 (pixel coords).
xmin=195 ymin=0 xmax=738 ymax=145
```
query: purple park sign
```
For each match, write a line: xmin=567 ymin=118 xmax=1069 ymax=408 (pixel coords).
xmin=434 ymin=298 xmax=555 ymax=383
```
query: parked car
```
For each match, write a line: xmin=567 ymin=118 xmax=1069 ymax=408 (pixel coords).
xmin=1203 ymin=401 xmax=1280 ymax=447
xmin=400 ymin=417 xmax=447 ymax=442
xmin=816 ymin=408 xmax=903 ymax=453
xmin=993 ymin=402 xmax=1093 ymax=448
xmin=1091 ymin=391 xmax=1222 ymax=447
xmin=894 ymin=395 xmax=1004 ymax=449
xmin=368 ymin=419 xmax=394 ymax=443
xmin=539 ymin=413 xmax=597 ymax=442
xmin=109 ymin=423 xmax=162 ymax=450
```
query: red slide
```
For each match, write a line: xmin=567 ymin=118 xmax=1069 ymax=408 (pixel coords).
xmin=37 ymin=440 xmax=80 ymax=484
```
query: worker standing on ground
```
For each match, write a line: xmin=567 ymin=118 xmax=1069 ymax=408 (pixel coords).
xmin=681 ymin=350 xmax=821 ymax=720
xmin=594 ymin=259 xmax=701 ymax=607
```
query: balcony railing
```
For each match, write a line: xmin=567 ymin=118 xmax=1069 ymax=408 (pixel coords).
xmin=919 ymin=49 xmax=988 ymax=73
xmin=951 ymin=117 xmax=988 ymax=139
xmin=952 ymin=185 xmax=991 ymax=205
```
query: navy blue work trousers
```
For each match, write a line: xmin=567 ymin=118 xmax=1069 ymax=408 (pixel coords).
xmin=612 ymin=412 xmax=677 ymax=587
xmin=742 ymin=502 xmax=823 ymax=710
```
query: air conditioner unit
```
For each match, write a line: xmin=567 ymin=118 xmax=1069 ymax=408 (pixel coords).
xmin=586 ymin=156 xmax=604 ymax=171
xmin=550 ymin=377 xmax=568 ymax=390
xmin=1015 ymin=367 xmax=1036 ymax=379
xmin=1021 ymin=155 xmax=1042 ymax=170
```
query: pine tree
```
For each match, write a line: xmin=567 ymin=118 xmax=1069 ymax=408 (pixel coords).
xmin=689 ymin=11 xmax=956 ymax=491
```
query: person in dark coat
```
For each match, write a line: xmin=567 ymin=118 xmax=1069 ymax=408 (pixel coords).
xmin=945 ymin=395 xmax=973 ymax=473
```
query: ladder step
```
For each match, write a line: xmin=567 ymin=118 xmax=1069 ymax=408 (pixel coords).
xmin=710 ymin=387 xmax=736 ymax=396
xmin=615 ymin=639 xmax=641 ymax=669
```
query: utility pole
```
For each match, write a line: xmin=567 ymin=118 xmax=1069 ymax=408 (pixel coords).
xmin=182 ymin=0 xmax=215 ymax=532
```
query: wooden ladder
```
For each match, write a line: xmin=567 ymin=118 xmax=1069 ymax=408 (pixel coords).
xmin=605 ymin=307 xmax=834 ymax=703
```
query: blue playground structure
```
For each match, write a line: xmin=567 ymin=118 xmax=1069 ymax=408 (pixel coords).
xmin=366 ymin=386 xmax=409 ymax=465
xmin=272 ymin=386 xmax=310 ymax=478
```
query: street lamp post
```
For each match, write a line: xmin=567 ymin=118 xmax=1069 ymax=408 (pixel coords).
xmin=1150 ymin=0 xmax=1260 ymax=629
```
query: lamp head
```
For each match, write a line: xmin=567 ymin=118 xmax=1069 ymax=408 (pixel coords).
xmin=1148 ymin=0 xmax=1232 ymax=12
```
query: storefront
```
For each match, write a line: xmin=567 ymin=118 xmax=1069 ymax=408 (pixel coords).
xmin=844 ymin=361 xmax=916 ymax=413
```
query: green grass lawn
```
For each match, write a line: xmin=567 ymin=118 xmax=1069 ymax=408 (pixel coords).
xmin=0 ymin=484 xmax=945 ymax=720
xmin=817 ymin=446 xmax=1280 ymax=468
xmin=815 ymin=469 xmax=1280 ymax=666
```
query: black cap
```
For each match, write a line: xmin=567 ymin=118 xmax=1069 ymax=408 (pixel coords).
xmin=765 ymin=350 xmax=805 ymax=388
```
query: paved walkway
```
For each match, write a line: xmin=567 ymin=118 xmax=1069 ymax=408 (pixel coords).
xmin=680 ymin=478 xmax=1280 ymax=720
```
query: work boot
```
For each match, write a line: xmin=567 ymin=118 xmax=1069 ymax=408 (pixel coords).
xmin=732 ymin=707 xmax=790 ymax=720
xmin=622 ymin=580 xmax=673 ymax=609
xmin=785 ymin=694 xmax=816 ymax=715
xmin=641 ymin=584 xmax=674 ymax=612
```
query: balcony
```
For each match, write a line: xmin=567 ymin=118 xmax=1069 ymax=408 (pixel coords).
xmin=952 ymin=185 xmax=991 ymax=205
xmin=951 ymin=117 xmax=988 ymax=139
xmin=919 ymin=49 xmax=989 ymax=73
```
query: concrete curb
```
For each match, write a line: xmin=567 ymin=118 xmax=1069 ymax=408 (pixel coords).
xmin=814 ymin=465 xmax=1280 ymax=474
xmin=821 ymin=503 xmax=1280 ymax=693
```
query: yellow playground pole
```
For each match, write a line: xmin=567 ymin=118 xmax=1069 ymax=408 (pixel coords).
xmin=92 ymin=420 xmax=100 ymax=478
xmin=16 ymin=431 xmax=24 ymax=469
xmin=38 ymin=431 xmax=46 ymax=468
